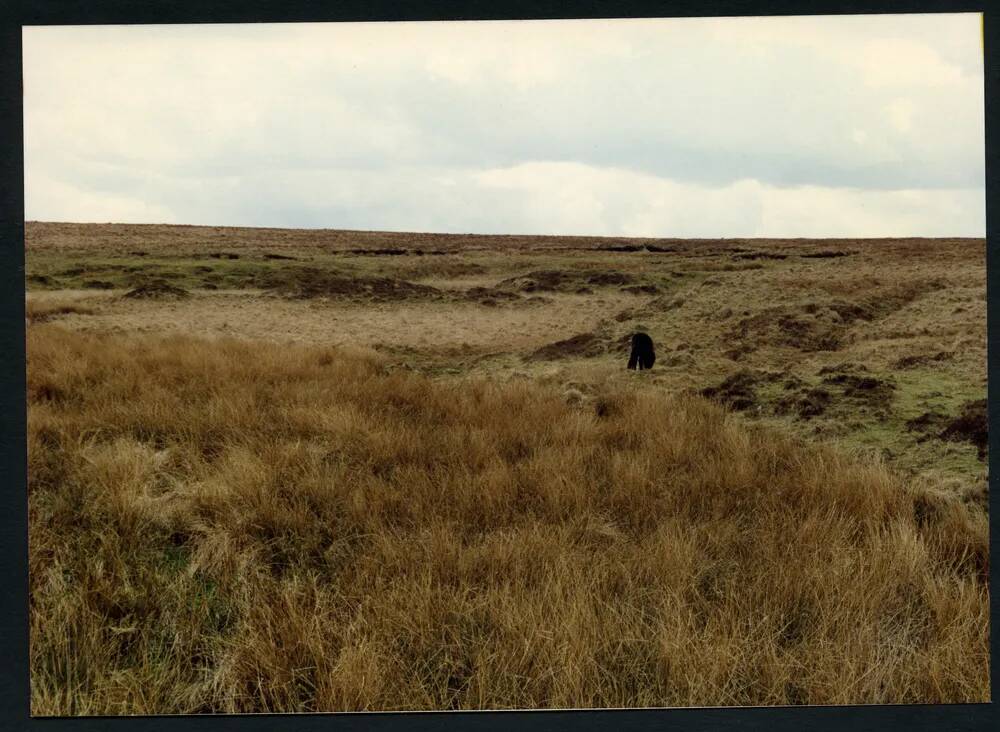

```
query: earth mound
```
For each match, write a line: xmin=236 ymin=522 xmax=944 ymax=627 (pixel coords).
xmin=820 ymin=371 xmax=895 ymax=403
xmin=801 ymin=250 xmax=853 ymax=259
xmin=528 ymin=332 xmax=605 ymax=361
xmin=621 ymin=284 xmax=661 ymax=295
xmin=905 ymin=411 xmax=951 ymax=437
xmin=728 ymin=303 xmax=868 ymax=352
xmin=498 ymin=270 xmax=638 ymax=293
xmin=726 ymin=282 xmax=944 ymax=356
xmin=775 ymin=387 xmax=832 ymax=419
xmin=463 ymin=287 xmax=523 ymax=307
xmin=732 ymin=251 xmax=788 ymax=261
xmin=259 ymin=268 xmax=443 ymax=302
xmin=940 ymin=399 xmax=988 ymax=460
xmin=123 ymin=281 xmax=191 ymax=300
xmin=599 ymin=243 xmax=677 ymax=253
xmin=497 ymin=270 xmax=571 ymax=293
xmin=700 ymin=370 xmax=782 ymax=412
xmin=346 ymin=248 xmax=408 ymax=256
xmin=892 ymin=351 xmax=954 ymax=369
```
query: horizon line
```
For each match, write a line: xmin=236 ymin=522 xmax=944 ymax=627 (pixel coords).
xmin=23 ymin=221 xmax=987 ymax=241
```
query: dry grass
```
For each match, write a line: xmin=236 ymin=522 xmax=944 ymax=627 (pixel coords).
xmin=25 ymin=288 xmax=635 ymax=357
xmin=25 ymin=295 xmax=96 ymax=324
xmin=28 ymin=324 xmax=989 ymax=714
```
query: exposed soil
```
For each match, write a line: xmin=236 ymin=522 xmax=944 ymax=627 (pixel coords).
xmin=862 ymin=280 xmax=947 ymax=319
xmin=497 ymin=270 xmax=574 ymax=293
xmin=598 ymin=244 xmax=678 ymax=253
xmin=811 ymin=374 xmax=893 ymax=419
xmin=775 ymin=387 xmax=833 ymax=419
xmin=644 ymin=295 xmax=685 ymax=312
xmin=817 ymin=362 xmax=870 ymax=376
xmin=621 ymin=284 xmax=661 ymax=295
xmin=345 ymin=248 xmax=407 ymax=256
xmin=732 ymin=251 xmax=788 ymax=261
xmin=939 ymin=399 xmax=988 ymax=460
xmin=821 ymin=373 xmax=894 ymax=400
xmin=258 ymin=268 xmax=444 ymax=302
xmin=801 ymin=251 xmax=854 ymax=259
xmin=600 ymin=244 xmax=647 ymax=252
xmin=123 ymin=281 xmax=191 ymax=300
xmin=724 ymin=343 xmax=754 ymax=361
xmin=462 ymin=287 xmax=524 ymax=307
xmin=893 ymin=351 xmax=955 ymax=369
xmin=588 ymin=272 xmax=634 ymax=286
xmin=819 ymin=365 xmax=895 ymax=410
xmin=780 ymin=374 xmax=807 ymax=390
xmin=498 ymin=269 xmax=638 ymax=294
xmin=342 ymin=248 xmax=449 ymax=256
xmin=905 ymin=411 xmax=951 ymax=437
xmin=700 ymin=370 xmax=781 ymax=412
xmin=528 ymin=332 xmax=605 ymax=361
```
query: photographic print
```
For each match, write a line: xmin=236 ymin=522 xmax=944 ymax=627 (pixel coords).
xmin=23 ymin=13 xmax=988 ymax=715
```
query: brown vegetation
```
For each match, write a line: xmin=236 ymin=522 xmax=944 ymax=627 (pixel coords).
xmin=28 ymin=324 xmax=989 ymax=714
xmin=24 ymin=223 xmax=989 ymax=714
xmin=25 ymin=298 xmax=95 ymax=324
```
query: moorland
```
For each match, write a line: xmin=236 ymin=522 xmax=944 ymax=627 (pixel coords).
xmin=25 ymin=221 xmax=989 ymax=713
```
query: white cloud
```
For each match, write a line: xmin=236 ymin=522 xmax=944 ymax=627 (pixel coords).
xmin=469 ymin=162 xmax=983 ymax=238
xmin=857 ymin=38 xmax=967 ymax=88
xmin=22 ymin=14 xmax=985 ymax=236
xmin=26 ymin=171 xmax=176 ymax=224
xmin=885 ymin=98 xmax=916 ymax=134
xmin=32 ymin=159 xmax=979 ymax=239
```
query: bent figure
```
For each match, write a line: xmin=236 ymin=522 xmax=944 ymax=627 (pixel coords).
xmin=627 ymin=332 xmax=656 ymax=370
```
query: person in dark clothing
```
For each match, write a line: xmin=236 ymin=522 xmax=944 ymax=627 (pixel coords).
xmin=627 ymin=332 xmax=655 ymax=370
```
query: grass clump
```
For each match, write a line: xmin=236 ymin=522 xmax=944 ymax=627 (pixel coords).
xmin=25 ymin=298 xmax=96 ymax=324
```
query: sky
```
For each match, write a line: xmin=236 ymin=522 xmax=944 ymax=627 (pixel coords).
xmin=22 ymin=14 xmax=985 ymax=238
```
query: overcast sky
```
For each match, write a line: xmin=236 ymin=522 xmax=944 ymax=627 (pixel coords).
xmin=23 ymin=14 xmax=985 ymax=237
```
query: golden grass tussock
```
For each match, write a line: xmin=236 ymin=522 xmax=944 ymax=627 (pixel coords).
xmin=25 ymin=296 xmax=97 ymax=324
xmin=28 ymin=324 xmax=988 ymax=714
